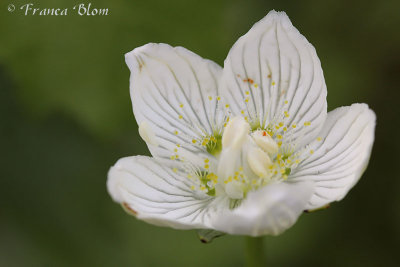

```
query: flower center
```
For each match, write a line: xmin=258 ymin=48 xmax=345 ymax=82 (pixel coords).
xmin=182 ymin=113 xmax=312 ymax=202
xmin=165 ymin=93 xmax=320 ymax=203
xmin=215 ymin=116 xmax=284 ymax=200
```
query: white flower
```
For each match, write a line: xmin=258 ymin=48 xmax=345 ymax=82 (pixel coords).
xmin=107 ymin=11 xmax=376 ymax=237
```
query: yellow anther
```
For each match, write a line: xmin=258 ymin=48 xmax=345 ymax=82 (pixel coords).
xmin=200 ymin=186 xmax=206 ymax=191
xmin=179 ymin=103 xmax=184 ymax=108
xmin=245 ymin=98 xmax=249 ymax=103
xmin=254 ymin=83 xmax=258 ymax=88
xmin=277 ymin=134 xmax=282 ymax=139
xmin=317 ymin=137 xmax=322 ymax=141
xmin=272 ymin=81 xmax=276 ymax=86
xmin=204 ymin=158 xmax=209 ymax=163
xmin=283 ymin=127 xmax=287 ymax=132
xmin=174 ymin=148 xmax=178 ymax=152
xmin=174 ymin=130 xmax=179 ymax=135
xmin=176 ymin=144 xmax=180 ymax=147
xmin=279 ymin=122 xmax=284 ymax=127
xmin=179 ymin=115 xmax=183 ymax=119
xmin=284 ymin=100 xmax=288 ymax=104
xmin=241 ymin=110 xmax=245 ymax=114
xmin=225 ymin=104 xmax=230 ymax=108
xmin=209 ymin=173 xmax=218 ymax=183
xmin=170 ymin=155 xmax=176 ymax=160
xmin=292 ymin=124 xmax=297 ymax=129
xmin=192 ymin=139 xmax=197 ymax=144
xmin=245 ymin=91 xmax=250 ymax=95
xmin=304 ymin=121 xmax=311 ymax=126
xmin=204 ymin=164 xmax=209 ymax=169
xmin=310 ymin=150 xmax=314 ymax=154
xmin=172 ymin=168 xmax=178 ymax=173
xmin=239 ymin=166 xmax=243 ymax=172
xmin=226 ymin=117 xmax=230 ymax=122
xmin=244 ymin=116 xmax=248 ymax=121
xmin=217 ymin=96 xmax=221 ymax=101
xmin=278 ymin=141 xmax=282 ymax=147
xmin=190 ymin=185 xmax=195 ymax=190
xmin=208 ymin=96 xmax=212 ymax=101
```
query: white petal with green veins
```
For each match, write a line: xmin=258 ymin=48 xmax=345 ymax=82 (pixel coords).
xmin=219 ymin=10 xmax=327 ymax=149
xmin=290 ymin=104 xmax=376 ymax=210
xmin=126 ymin=43 xmax=223 ymax=161
xmin=108 ymin=156 xmax=229 ymax=229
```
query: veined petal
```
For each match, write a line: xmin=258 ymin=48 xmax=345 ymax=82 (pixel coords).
xmin=220 ymin=11 xmax=327 ymax=147
xmin=211 ymin=181 xmax=313 ymax=236
xmin=126 ymin=43 xmax=222 ymax=160
xmin=107 ymin=156 xmax=228 ymax=229
xmin=290 ymin=104 xmax=376 ymax=210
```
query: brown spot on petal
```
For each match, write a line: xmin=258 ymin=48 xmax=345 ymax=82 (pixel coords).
xmin=243 ymin=78 xmax=254 ymax=84
xmin=122 ymin=202 xmax=138 ymax=216
xmin=304 ymin=204 xmax=330 ymax=213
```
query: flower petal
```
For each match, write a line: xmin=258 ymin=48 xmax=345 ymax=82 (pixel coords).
xmin=125 ymin=43 xmax=222 ymax=160
xmin=220 ymin=11 xmax=327 ymax=147
xmin=290 ymin=104 xmax=376 ymax=210
xmin=107 ymin=156 xmax=228 ymax=229
xmin=211 ymin=181 xmax=314 ymax=236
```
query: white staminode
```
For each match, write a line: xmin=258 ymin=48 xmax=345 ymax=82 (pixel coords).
xmin=247 ymin=146 xmax=272 ymax=179
xmin=221 ymin=116 xmax=250 ymax=149
xmin=251 ymin=130 xmax=279 ymax=155
xmin=107 ymin=10 xmax=376 ymax=237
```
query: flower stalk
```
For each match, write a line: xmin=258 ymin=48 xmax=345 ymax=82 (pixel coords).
xmin=246 ymin=236 xmax=265 ymax=267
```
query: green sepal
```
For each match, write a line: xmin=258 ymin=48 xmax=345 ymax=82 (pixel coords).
xmin=196 ymin=229 xmax=225 ymax=243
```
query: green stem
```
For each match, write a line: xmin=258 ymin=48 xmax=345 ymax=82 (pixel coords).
xmin=245 ymin=236 xmax=265 ymax=267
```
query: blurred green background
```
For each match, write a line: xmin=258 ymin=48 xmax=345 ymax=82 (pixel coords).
xmin=1 ymin=0 xmax=399 ymax=266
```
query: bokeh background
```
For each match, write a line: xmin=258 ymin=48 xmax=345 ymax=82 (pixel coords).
xmin=1 ymin=0 xmax=399 ymax=266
